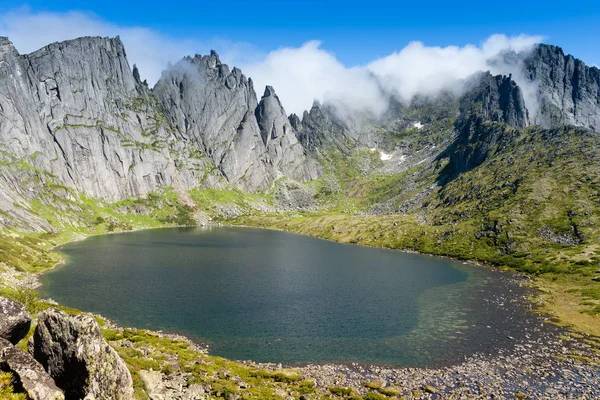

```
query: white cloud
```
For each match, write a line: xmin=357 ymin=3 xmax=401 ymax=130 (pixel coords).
xmin=243 ymin=34 xmax=543 ymax=116
xmin=242 ymin=41 xmax=388 ymax=117
xmin=0 ymin=6 xmax=259 ymax=85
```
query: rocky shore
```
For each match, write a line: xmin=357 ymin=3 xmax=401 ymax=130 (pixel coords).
xmin=288 ymin=331 xmax=600 ymax=398
xmin=251 ymin=278 xmax=600 ymax=399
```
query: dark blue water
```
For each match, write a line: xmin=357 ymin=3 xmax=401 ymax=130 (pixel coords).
xmin=39 ymin=227 xmax=538 ymax=366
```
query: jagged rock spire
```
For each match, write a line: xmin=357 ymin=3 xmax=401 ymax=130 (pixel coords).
xmin=255 ymin=85 xmax=293 ymax=146
xmin=132 ymin=64 xmax=141 ymax=84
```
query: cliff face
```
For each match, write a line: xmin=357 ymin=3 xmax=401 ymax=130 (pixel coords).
xmin=525 ymin=44 xmax=600 ymax=130
xmin=0 ymin=36 xmax=195 ymax=202
xmin=436 ymin=72 xmax=528 ymax=182
xmin=153 ymin=52 xmax=273 ymax=191
xmin=459 ymin=72 xmax=529 ymax=129
xmin=255 ymin=86 xmax=321 ymax=181
xmin=0 ymin=37 xmax=319 ymax=208
xmin=153 ymin=56 xmax=319 ymax=192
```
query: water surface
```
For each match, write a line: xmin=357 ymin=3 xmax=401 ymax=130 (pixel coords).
xmin=40 ymin=227 xmax=539 ymax=366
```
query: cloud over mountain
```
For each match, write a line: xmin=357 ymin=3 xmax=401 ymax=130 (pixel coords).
xmin=244 ymin=34 xmax=543 ymax=116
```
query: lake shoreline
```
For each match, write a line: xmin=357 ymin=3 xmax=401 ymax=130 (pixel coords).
xmin=43 ymin=226 xmax=525 ymax=367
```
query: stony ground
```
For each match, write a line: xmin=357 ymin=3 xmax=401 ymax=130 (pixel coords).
xmin=287 ymin=332 xmax=600 ymax=399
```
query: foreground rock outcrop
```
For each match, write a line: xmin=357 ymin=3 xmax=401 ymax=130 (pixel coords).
xmin=0 ymin=296 xmax=31 ymax=345
xmin=0 ymin=338 xmax=64 ymax=400
xmin=31 ymin=308 xmax=134 ymax=400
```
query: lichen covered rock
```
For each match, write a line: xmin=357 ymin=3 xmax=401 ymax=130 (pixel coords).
xmin=0 ymin=296 xmax=31 ymax=345
xmin=31 ymin=308 xmax=133 ymax=400
xmin=0 ymin=337 xmax=64 ymax=400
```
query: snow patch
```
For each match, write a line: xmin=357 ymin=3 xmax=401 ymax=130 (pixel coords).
xmin=380 ymin=151 xmax=393 ymax=161
xmin=370 ymin=147 xmax=394 ymax=161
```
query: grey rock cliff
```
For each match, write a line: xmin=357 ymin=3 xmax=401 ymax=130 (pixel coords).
xmin=459 ymin=72 xmax=529 ymax=129
xmin=435 ymin=73 xmax=530 ymax=181
xmin=32 ymin=308 xmax=134 ymax=400
xmin=153 ymin=51 xmax=274 ymax=191
xmin=0 ymin=36 xmax=195 ymax=203
xmin=0 ymin=337 xmax=65 ymax=400
xmin=256 ymin=86 xmax=320 ymax=181
xmin=524 ymin=44 xmax=600 ymax=130
xmin=0 ymin=296 xmax=31 ymax=344
xmin=153 ymin=52 xmax=318 ymax=191
xmin=0 ymin=36 xmax=320 ymax=216
xmin=296 ymin=102 xmax=363 ymax=152
xmin=256 ymin=86 xmax=291 ymax=145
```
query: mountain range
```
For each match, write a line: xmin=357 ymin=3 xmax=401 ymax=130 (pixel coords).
xmin=0 ymin=36 xmax=598 ymax=225
xmin=0 ymin=34 xmax=598 ymax=273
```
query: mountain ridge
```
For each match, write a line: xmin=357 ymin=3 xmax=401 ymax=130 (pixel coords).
xmin=1 ymin=35 xmax=599 ymax=235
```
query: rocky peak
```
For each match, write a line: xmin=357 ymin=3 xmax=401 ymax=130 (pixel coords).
xmin=296 ymin=101 xmax=355 ymax=151
xmin=255 ymin=85 xmax=293 ymax=145
xmin=459 ymin=71 xmax=529 ymax=129
xmin=182 ymin=49 xmax=226 ymax=79
xmin=0 ymin=35 xmax=164 ymax=203
xmin=132 ymin=63 xmax=141 ymax=83
xmin=32 ymin=36 xmax=128 ymax=61
xmin=153 ymin=50 xmax=317 ymax=191
xmin=288 ymin=113 xmax=302 ymax=130
xmin=524 ymin=44 xmax=600 ymax=131
xmin=263 ymin=85 xmax=276 ymax=97
xmin=0 ymin=36 xmax=18 ymax=58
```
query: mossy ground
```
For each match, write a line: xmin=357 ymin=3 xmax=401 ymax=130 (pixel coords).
xmin=102 ymin=327 xmax=315 ymax=399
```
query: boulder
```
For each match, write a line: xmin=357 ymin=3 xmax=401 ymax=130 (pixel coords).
xmin=31 ymin=308 xmax=134 ymax=400
xmin=140 ymin=369 xmax=208 ymax=400
xmin=0 ymin=296 xmax=31 ymax=344
xmin=0 ymin=337 xmax=64 ymax=400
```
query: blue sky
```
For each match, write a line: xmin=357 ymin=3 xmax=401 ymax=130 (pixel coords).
xmin=1 ymin=0 xmax=599 ymax=67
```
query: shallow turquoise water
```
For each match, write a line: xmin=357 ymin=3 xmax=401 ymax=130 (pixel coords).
xmin=39 ymin=227 xmax=536 ymax=366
